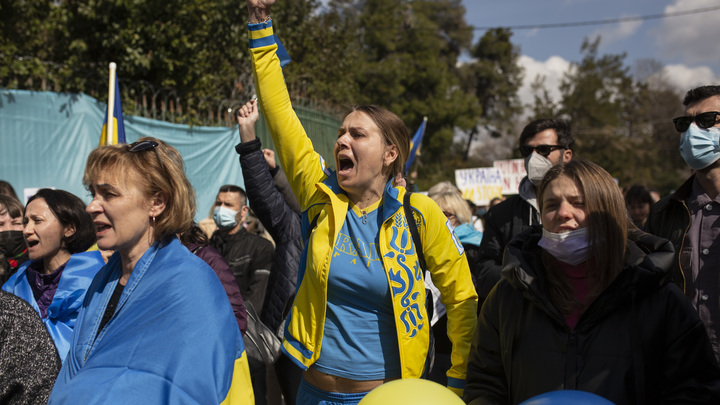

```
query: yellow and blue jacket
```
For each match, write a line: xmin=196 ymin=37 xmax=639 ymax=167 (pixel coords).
xmin=249 ymin=20 xmax=477 ymax=396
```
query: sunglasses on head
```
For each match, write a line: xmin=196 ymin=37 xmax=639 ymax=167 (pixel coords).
xmin=127 ymin=140 xmax=168 ymax=177
xmin=672 ymin=111 xmax=720 ymax=133
xmin=519 ymin=144 xmax=566 ymax=158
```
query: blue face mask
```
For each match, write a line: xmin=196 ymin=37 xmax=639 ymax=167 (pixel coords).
xmin=680 ymin=123 xmax=720 ymax=170
xmin=538 ymin=227 xmax=590 ymax=266
xmin=213 ymin=206 xmax=239 ymax=229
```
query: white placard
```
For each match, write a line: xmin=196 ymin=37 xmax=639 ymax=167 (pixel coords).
xmin=493 ymin=158 xmax=526 ymax=195
xmin=455 ymin=167 xmax=503 ymax=206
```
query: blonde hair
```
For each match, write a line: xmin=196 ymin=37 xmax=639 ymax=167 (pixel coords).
xmin=427 ymin=181 xmax=460 ymax=198
xmin=83 ymin=137 xmax=196 ymax=241
xmin=430 ymin=192 xmax=472 ymax=225
xmin=537 ymin=160 xmax=627 ymax=315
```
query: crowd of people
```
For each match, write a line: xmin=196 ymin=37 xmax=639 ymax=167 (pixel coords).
xmin=2 ymin=1 xmax=720 ymax=404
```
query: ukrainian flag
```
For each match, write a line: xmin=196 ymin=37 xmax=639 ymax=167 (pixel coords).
xmin=404 ymin=116 xmax=427 ymax=175
xmin=100 ymin=70 xmax=126 ymax=146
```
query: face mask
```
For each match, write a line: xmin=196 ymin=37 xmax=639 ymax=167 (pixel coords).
xmin=524 ymin=152 xmax=554 ymax=186
xmin=679 ymin=123 xmax=720 ymax=170
xmin=213 ymin=206 xmax=239 ymax=229
xmin=0 ymin=230 xmax=25 ymax=252
xmin=537 ymin=227 xmax=590 ymax=266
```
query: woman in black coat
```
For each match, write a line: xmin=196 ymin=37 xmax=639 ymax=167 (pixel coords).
xmin=464 ymin=160 xmax=720 ymax=405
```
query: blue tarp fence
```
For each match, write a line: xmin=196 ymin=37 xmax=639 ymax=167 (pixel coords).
xmin=0 ymin=89 xmax=339 ymax=221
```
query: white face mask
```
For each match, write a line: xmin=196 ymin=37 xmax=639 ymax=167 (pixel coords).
xmin=213 ymin=206 xmax=239 ymax=229
xmin=524 ymin=152 xmax=554 ymax=186
xmin=537 ymin=227 xmax=590 ymax=265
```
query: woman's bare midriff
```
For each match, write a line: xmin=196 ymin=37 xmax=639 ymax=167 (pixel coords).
xmin=303 ymin=366 xmax=398 ymax=393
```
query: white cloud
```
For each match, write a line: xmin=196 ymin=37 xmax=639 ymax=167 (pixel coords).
xmin=662 ymin=64 xmax=720 ymax=92
xmin=592 ymin=18 xmax=642 ymax=47
xmin=517 ymin=55 xmax=572 ymax=112
xmin=658 ymin=0 xmax=720 ymax=64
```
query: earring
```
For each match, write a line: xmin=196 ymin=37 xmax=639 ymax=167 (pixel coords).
xmin=148 ymin=215 xmax=156 ymax=246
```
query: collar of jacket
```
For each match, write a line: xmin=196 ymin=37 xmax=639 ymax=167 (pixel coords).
xmin=320 ymin=173 xmax=402 ymax=224
xmin=670 ymin=174 xmax=696 ymax=202
xmin=502 ymin=226 xmax=675 ymax=301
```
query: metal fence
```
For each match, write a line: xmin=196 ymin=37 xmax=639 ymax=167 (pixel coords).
xmin=2 ymin=63 xmax=342 ymax=166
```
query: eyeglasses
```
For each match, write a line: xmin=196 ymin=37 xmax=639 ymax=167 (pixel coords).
xmin=519 ymin=144 xmax=566 ymax=158
xmin=672 ymin=111 xmax=720 ymax=132
xmin=127 ymin=140 xmax=168 ymax=178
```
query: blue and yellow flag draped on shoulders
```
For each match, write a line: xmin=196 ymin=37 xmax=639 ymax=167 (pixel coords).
xmin=48 ymin=237 xmax=254 ymax=404
xmin=100 ymin=63 xmax=126 ymax=146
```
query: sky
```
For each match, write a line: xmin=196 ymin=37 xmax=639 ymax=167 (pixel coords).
xmin=462 ymin=0 xmax=720 ymax=109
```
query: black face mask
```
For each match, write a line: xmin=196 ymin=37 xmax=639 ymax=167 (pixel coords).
xmin=0 ymin=230 xmax=26 ymax=257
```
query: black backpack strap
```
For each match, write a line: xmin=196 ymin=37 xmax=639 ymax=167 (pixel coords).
xmin=403 ymin=191 xmax=427 ymax=272
xmin=403 ymin=191 xmax=435 ymax=378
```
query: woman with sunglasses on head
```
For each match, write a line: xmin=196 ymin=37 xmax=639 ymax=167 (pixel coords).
xmin=2 ymin=188 xmax=103 ymax=361
xmin=465 ymin=160 xmax=720 ymax=405
xmin=246 ymin=2 xmax=477 ymax=403
xmin=49 ymin=137 xmax=253 ymax=404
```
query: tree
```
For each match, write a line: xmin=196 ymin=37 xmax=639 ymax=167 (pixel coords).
xmin=458 ymin=28 xmax=524 ymax=157
xmin=555 ymin=38 xmax=687 ymax=193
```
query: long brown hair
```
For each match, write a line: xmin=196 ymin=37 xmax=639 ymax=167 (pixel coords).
xmin=537 ymin=160 xmax=628 ymax=315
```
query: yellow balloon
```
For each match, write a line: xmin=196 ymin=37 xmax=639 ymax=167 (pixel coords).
xmin=358 ymin=379 xmax=464 ymax=405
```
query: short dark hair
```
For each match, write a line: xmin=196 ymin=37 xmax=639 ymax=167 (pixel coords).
xmin=683 ymin=85 xmax=720 ymax=107
xmin=218 ymin=184 xmax=247 ymax=206
xmin=179 ymin=222 xmax=209 ymax=247
xmin=519 ymin=119 xmax=574 ymax=150
xmin=624 ymin=185 xmax=653 ymax=206
xmin=27 ymin=189 xmax=96 ymax=254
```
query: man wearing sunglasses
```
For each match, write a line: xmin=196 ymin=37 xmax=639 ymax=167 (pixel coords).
xmin=646 ymin=85 xmax=720 ymax=364
xmin=475 ymin=119 xmax=573 ymax=308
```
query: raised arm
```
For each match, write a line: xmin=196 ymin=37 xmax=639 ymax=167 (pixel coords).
xmin=235 ymin=100 xmax=303 ymax=331
xmin=246 ymin=0 xmax=329 ymax=209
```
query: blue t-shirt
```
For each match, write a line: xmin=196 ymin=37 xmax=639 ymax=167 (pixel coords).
xmin=313 ymin=200 xmax=402 ymax=380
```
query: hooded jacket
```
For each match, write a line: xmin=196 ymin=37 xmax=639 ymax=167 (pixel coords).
xmin=465 ymin=227 xmax=720 ymax=405
xmin=249 ymin=20 xmax=478 ymax=395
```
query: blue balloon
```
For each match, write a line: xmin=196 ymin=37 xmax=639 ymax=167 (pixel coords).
xmin=519 ymin=390 xmax=615 ymax=405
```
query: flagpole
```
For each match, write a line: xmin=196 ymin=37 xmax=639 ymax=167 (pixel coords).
xmin=417 ymin=115 xmax=427 ymax=156
xmin=106 ymin=62 xmax=117 ymax=144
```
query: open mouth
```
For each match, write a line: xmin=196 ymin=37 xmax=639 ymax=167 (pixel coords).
xmin=337 ymin=156 xmax=354 ymax=174
xmin=26 ymin=240 xmax=39 ymax=248
xmin=95 ymin=223 xmax=111 ymax=233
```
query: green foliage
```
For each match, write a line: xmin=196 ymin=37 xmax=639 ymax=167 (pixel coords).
xmin=530 ymin=37 xmax=689 ymax=194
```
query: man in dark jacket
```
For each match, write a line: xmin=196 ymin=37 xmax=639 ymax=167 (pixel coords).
xmin=209 ymin=184 xmax=274 ymax=315
xmin=645 ymin=85 xmax=720 ymax=364
xmin=474 ymin=119 xmax=573 ymax=305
